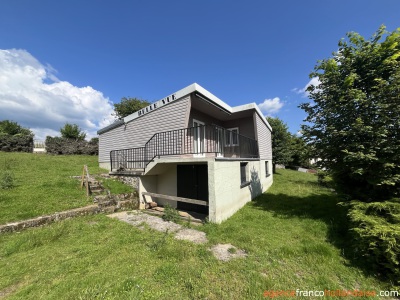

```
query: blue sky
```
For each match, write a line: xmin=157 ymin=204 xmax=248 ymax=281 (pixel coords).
xmin=0 ymin=0 xmax=399 ymax=139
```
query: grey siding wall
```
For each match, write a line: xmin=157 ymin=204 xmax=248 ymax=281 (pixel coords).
xmin=223 ymin=116 xmax=255 ymax=139
xmin=254 ymin=113 xmax=272 ymax=159
xmin=99 ymin=96 xmax=191 ymax=163
xmin=189 ymin=110 xmax=255 ymax=139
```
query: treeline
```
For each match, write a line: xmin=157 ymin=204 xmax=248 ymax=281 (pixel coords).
xmin=0 ymin=121 xmax=98 ymax=155
xmin=45 ymin=136 xmax=98 ymax=155
xmin=0 ymin=120 xmax=33 ymax=152
xmin=45 ymin=123 xmax=98 ymax=155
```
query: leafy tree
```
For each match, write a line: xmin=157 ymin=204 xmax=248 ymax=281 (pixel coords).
xmin=289 ymin=134 xmax=312 ymax=168
xmin=267 ymin=117 xmax=293 ymax=172
xmin=300 ymin=25 xmax=400 ymax=200
xmin=60 ymin=123 xmax=86 ymax=140
xmin=113 ymin=97 xmax=151 ymax=120
xmin=0 ymin=120 xmax=33 ymax=136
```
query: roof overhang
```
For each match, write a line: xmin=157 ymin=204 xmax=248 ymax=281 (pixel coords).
xmin=97 ymin=83 xmax=272 ymax=134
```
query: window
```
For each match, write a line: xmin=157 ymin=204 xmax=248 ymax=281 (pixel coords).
xmin=240 ymin=162 xmax=250 ymax=188
xmin=226 ymin=127 xmax=239 ymax=146
xmin=265 ymin=161 xmax=271 ymax=177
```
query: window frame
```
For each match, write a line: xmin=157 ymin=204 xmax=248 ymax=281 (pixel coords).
xmin=265 ymin=161 xmax=271 ymax=177
xmin=225 ymin=127 xmax=239 ymax=147
xmin=240 ymin=162 xmax=250 ymax=188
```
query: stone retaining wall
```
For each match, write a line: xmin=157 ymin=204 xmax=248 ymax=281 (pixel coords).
xmin=0 ymin=195 xmax=139 ymax=234
xmin=100 ymin=174 xmax=139 ymax=189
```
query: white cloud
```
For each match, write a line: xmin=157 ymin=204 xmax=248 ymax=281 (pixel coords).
xmin=0 ymin=49 xmax=114 ymax=140
xmin=258 ymin=97 xmax=284 ymax=115
xmin=292 ymin=77 xmax=320 ymax=97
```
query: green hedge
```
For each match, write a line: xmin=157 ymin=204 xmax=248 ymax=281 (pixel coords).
xmin=348 ymin=199 xmax=400 ymax=286
xmin=45 ymin=136 xmax=98 ymax=155
xmin=0 ymin=134 xmax=33 ymax=152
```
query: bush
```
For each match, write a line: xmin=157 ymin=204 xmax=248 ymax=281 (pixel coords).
xmin=45 ymin=136 xmax=98 ymax=155
xmin=162 ymin=204 xmax=180 ymax=223
xmin=0 ymin=135 xmax=33 ymax=153
xmin=316 ymin=169 xmax=333 ymax=187
xmin=0 ymin=170 xmax=15 ymax=189
xmin=0 ymin=159 xmax=16 ymax=189
xmin=347 ymin=199 xmax=400 ymax=286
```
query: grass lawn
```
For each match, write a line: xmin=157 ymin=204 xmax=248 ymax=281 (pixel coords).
xmin=0 ymin=167 xmax=393 ymax=299
xmin=0 ymin=152 xmax=132 ymax=224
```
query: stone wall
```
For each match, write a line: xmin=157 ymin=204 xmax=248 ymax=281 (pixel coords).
xmin=0 ymin=194 xmax=139 ymax=234
xmin=100 ymin=174 xmax=140 ymax=189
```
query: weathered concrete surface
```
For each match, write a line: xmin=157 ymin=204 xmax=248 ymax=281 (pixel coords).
xmin=107 ymin=211 xmax=208 ymax=244
xmin=108 ymin=212 xmax=247 ymax=261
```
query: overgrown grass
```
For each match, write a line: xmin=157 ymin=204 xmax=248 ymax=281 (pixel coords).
xmin=0 ymin=169 xmax=393 ymax=299
xmin=98 ymin=176 xmax=132 ymax=195
xmin=0 ymin=152 xmax=132 ymax=224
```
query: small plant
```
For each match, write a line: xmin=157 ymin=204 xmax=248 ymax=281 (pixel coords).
xmin=147 ymin=229 xmax=169 ymax=251
xmin=1 ymin=159 xmax=16 ymax=189
xmin=162 ymin=204 xmax=180 ymax=223
xmin=228 ymin=247 xmax=237 ymax=254
xmin=0 ymin=170 xmax=15 ymax=189
xmin=316 ymin=169 xmax=332 ymax=187
xmin=184 ymin=216 xmax=192 ymax=228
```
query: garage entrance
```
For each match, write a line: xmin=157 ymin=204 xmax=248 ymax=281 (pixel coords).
xmin=177 ymin=164 xmax=208 ymax=214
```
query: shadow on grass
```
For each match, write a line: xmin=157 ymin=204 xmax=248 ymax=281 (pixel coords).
xmin=251 ymin=191 xmax=378 ymax=281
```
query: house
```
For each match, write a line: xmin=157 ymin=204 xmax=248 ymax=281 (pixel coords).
xmin=98 ymin=83 xmax=273 ymax=223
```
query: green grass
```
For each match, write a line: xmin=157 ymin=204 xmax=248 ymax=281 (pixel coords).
xmin=0 ymin=152 xmax=132 ymax=224
xmin=0 ymin=168 xmax=393 ymax=299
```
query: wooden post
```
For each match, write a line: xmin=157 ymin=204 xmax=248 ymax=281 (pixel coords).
xmin=80 ymin=165 xmax=91 ymax=197
xmin=80 ymin=165 xmax=85 ymax=189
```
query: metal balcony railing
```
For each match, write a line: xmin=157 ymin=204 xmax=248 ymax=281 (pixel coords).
xmin=110 ymin=125 xmax=259 ymax=171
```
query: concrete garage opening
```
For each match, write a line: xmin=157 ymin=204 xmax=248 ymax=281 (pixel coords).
xmin=177 ymin=164 xmax=208 ymax=215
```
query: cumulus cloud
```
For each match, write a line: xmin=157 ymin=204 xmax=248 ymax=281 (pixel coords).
xmin=0 ymin=49 xmax=114 ymax=140
xmin=258 ymin=97 xmax=284 ymax=115
xmin=292 ymin=77 xmax=320 ymax=97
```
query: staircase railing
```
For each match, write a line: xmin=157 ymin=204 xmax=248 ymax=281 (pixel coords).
xmin=110 ymin=125 xmax=259 ymax=171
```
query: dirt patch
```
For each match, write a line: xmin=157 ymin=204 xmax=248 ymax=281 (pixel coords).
xmin=107 ymin=211 xmax=208 ymax=244
xmin=0 ymin=282 xmax=25 ymax=299
xmin=175 ymin=228 xmax=208 ymax=244
xmin=210 ymin=243 xmax=247 ymax=261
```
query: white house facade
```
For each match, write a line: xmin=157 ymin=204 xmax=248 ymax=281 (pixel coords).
xmin=98 ymin=83 xmax=273 ymax=223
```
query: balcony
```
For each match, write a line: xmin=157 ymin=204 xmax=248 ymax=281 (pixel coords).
xmin=110 ymin=125 xmax=259 ymax=172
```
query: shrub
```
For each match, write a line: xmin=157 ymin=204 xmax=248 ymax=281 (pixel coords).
xmin=0 ymin=135 xmax=33 ymax=153
xmin=45 ymin=136 xmax=98 ymax=155
xmin=316 ymin=169 xmax=333 ymax=187
xmin=347 ymin=199 xmax=400 ymax=286
xmin=0 ymin=170 xmax=15 ymax=189
xmin=162 ymin=204 xmax=180 ymax=223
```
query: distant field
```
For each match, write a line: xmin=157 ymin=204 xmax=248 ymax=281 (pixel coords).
xmin=0 ymin=168 xmax=393 ymax=299
xmin=0 ymin=152 xmax=131 ymax=224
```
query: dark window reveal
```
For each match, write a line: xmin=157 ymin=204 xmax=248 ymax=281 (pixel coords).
xmin=240 ymin=162 xmax=249 ymax=187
